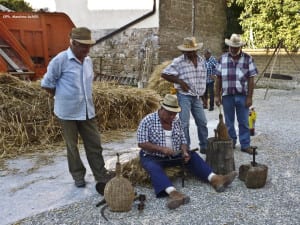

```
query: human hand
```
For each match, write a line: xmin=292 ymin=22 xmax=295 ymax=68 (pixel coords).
xmin=215 ymin=96 xmax=221 ymax=106
xmin=182 ymin=151 xmax=190 ymax=163
xmin=246 ymin=96 xmax=252 ymax=108
xmin=160 ymin=147 xmax=174 ymax=156
xmin=179 ymin=80 xmax=190 ymax=92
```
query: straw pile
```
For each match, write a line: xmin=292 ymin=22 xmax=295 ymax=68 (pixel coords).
xmin=147 ymin=61 xmax=173 ymax=96
xmin=121 ymin=156 xmax=183 ymax=186
xmin=0 ymin=74 xmax=160 ymax=159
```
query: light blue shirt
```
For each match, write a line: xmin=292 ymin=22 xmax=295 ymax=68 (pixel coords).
xmin=41 ymin=48 xmax=95 ymax=120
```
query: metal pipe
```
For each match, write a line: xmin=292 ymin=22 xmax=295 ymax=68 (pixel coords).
xmin=95 ymin=0 xmax=156 ymax=45
xmin=192 ymin=0 xmax=195 ymax=36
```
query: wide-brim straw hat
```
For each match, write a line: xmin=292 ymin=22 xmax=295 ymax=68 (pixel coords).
xmin=160 ymin=94 xmax=181 ymax=113
xmin=225 ymin=34 xmax=245 ymax=47
xmin=177 ymin=37 xmax=203 ymax=52
xmin=70 ymin=27 xmax=96 ymax=45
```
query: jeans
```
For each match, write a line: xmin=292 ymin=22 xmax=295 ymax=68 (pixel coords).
xmin=222 ymin=95 xmax=250 ymax=149
xmin=140 ymin=151 xmax=212 ymax=197
xmin=177 ymin=93 xmax=208 ymax=149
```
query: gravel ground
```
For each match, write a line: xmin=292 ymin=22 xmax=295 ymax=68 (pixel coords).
xmin=15 ymin=88 xmax=300 ymax=225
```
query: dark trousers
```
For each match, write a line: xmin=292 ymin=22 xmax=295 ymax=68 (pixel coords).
xmin=59 ymin=118 xmax=106 ymax=182
xmin=204 ymin=82 xmax=215 ymax=109
xmin=140 ymin=151 xmax=212 ymax=197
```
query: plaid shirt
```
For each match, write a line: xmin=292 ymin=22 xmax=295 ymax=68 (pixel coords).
xmin=163 ymin=54 xmax=207 ymax=97
xmin=215 ymin=52 xmax=258 ymax=96
xmin=205 ymin=56 xmax=217 ymax=84
xmin=137 ymin=111 xmax=187 ymax=158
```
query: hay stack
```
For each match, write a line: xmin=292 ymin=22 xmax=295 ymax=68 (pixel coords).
xmin=121 ymin=156 xmax=183 ymax=186
xmin=147 ymin=61 xmax=173 ymax=96
xmin=0 ymin=74 xmax=160 ymax=159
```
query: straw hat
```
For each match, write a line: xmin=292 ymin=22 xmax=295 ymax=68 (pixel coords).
xmin=177 ymin=37 xmax=203 ymax=52
xmin=225 ymin=34 xmax=245 ymax=47
xmin=160 ymin=94 xmax=181 ymax=113
xmin=70 ymin=27 xmax=95 ymax=45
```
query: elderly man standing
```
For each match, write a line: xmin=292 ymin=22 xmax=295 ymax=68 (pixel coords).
xmin=162 ymin=37 xmax=208 ymax=153
xmin=215 ymin=34 xmax=258 ymax=154
xmin=41 ymin=27 xmax=113 ymax=188
xmin=203 ymin=48 xmax=218 ymax=111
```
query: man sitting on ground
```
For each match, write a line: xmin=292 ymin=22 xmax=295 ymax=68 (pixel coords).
xmin=137 ymin=94 xmax=237 ymax=210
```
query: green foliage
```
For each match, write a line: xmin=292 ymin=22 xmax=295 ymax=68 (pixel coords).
xmin=225 ymin=2 xmax=243 ymax=38
xmin=228 ymin=0 xmax=300 ymax=50
xmin=0 ymin=0 xmax=33 ymax=12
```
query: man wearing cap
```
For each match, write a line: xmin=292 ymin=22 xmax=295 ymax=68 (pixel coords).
xmin=215 ymin=34 xmax=258 ymax=155
xmin=161 ymin=37 xmax=208 ymax=153
xmin=41 ymin=27 xmax=113 ymax=188
xmin=137 ymin=94 xmax=237 ymax=210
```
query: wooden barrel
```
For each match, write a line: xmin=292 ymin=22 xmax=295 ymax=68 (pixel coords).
xmin=205 ymin=137 xmax=235 ymax=175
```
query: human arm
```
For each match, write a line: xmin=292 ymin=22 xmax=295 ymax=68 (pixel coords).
xmin=40 ymin=54 xmax=62 ymax=97
xmin=180 ymin=144 xmax=190 ymax=163
xmin=161 ymin=73 xmax=190 ymax=92
xmin=246 ymin=76 xmax=255 ymax=107
xmin=215 ymin=76 xmax=222 ymax=106
xmin=138 ymin=142 xmax=174 ymax=156
xmin=42 ymin=87 xmax=55 ymax=97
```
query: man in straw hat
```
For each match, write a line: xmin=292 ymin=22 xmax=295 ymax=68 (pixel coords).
xmin=215 ymin=34 xmax=258 ymax=155
xmin=137 ymin=94 xmax=237 ymax=209
xmin=41 ymin=27 xmax=114 ymax=188
xmin=162 ymin=37 xmax=209 ymax=154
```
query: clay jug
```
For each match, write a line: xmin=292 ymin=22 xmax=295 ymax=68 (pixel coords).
xmin=104 ymin=153 xmax=135 ymax=212
xmin=215 ymin=113 xmax=230 ymax=141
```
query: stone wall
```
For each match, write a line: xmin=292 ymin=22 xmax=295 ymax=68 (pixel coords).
xmin=244 ymin=49 xmax=300 ymax=89
xmin=89 ymin=0 xmax=227 ymax=85
xmin=159 ymin=0 xmax=227 ymax=62
xmin=90 ymin=28 xmax=159 ymax=86
xmin=244 ymin=49 xmax=300 ymax=77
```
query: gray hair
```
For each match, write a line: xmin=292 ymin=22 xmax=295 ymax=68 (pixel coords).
xmin=204 ymin=48 xmax=212 ymax=54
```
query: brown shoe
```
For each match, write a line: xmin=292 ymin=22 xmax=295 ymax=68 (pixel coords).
xmin=167 ymin=190 xmax=190 ymax=209
xmin=210 ymin=171 xmax=238 ymax=192
xmin=97 ymin=170 xmax=116 ymax=183
xmin=241 ymin=147 xmax=257 ymax=155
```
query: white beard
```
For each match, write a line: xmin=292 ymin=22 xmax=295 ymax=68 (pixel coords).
xmin=230 ymin=49 xmax=241 ymax=57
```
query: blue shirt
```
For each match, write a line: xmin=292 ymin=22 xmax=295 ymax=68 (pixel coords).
xmin=215 ymin=52 xmax=258 ymax=96
xmin=163 ymin=54 xmax=207 ymax=97
xmin=41 ymin=48 xmax=96 ymax=120
xmin=205 ymin=55 xmax=217 ymax=84
xmin=137 ymin=111 xmax=187 ymax=158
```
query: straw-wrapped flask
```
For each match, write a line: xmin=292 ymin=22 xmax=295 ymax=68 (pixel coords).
xmin=104 ymin=153 xmax=135 ymax=212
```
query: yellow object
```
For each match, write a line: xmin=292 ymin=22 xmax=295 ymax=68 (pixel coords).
xmin=248 ymin=108 xmax=257 ymax=129
xmin=170 ymin=87 xmax=177 ymax=94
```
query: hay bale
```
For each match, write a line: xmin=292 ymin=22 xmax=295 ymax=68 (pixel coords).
xmin=0 ymin=74 xmax=160 ymax=159
xmin=121 ymin=156 xmax=183 ymax=186
xmin=93 ymin=82 xmax=160 ymax=131
xmin=147 ymin=61 xmax=173 ymax=96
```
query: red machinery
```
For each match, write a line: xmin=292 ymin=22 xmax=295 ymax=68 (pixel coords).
xmin=0 ymin=12 xmax=75 ymax=80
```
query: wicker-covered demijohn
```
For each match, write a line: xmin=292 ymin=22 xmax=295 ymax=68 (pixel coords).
xmin=104 ymin=153 xmax=135 ymax=212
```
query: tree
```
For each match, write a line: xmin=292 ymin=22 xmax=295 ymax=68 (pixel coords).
xmin=0 ymin=0 xmax=33 ymax=12
xmin=228 ymin=0 xmax=300 ymax=50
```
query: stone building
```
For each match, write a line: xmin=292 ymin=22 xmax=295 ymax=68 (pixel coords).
xmin=56 ymin=0 xmax=227 ymax=86
xmin=56 ymin=0 xmax=299 ymax=87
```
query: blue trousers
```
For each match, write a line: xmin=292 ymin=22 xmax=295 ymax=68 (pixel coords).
xmin=222 ymin=95 xmax=250 ymax=149
xmin=140 ymin=151 xmax=212 ymax=197
xmin=177 ymin=93 xmax=208 ymax=149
